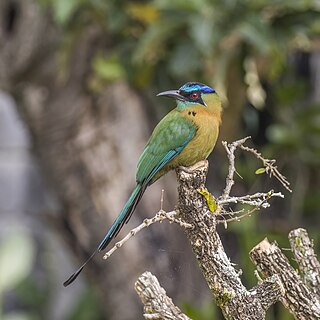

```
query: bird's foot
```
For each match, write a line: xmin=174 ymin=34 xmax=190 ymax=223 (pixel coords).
xmin=177 ymin=160 xmax=208 ymax=173
xmin=177 ymin=166 xmax=194 ymax=174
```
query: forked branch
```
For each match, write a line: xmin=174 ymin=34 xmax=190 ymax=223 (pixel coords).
xmin=250 ymin=237 xmax=320 ymax=319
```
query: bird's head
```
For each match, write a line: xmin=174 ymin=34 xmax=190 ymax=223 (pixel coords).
xmin=157 ymin=82 xmax=220 ymax=113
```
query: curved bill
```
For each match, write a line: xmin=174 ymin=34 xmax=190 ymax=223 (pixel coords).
xmin=157 ymin=90 xmax=186 ymax=101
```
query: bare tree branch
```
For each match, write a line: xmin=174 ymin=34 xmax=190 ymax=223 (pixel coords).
xmin=289 ymin=228 xmax=320 ymax=298
xmin=103 ymin=211 xmax=192 ymax=260
xmin=239 ymin=144 xmax=292 ymax=192
xmin=217 ymin=137 xmax=287 ymax=225
xmin=135 ymin=272 xmax=191 ymax=320
xmin=217 ymin=190 xmax=284 ymax=225
xmin=176 ymin=160 xmax=282 ymax=319
xmin=249 ymin=274 xmax=284 ymax=311
xmin=250 ymin=238 xmax=320 ymax=319
xmin=219 ymin=191 xmax=284 ymax=207
xmin=221 ymin=136 xmax=250 ymax=200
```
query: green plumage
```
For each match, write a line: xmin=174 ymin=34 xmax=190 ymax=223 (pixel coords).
xmin=63 ymin=82 xmax=222 ymax=287
xmin=137 ymin=110 xmax=196 ymax=183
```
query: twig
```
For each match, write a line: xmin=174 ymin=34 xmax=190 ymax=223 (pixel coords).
xmin=219 ymin=191 xmax=284 ymax=207
xmin=103 ymin=211 xmax=192 ymax=260
xmin=160 ymin=189 xmax=164 ymax=211
xmin=217 ymin=191 xmax=278 ymax=225
xmin=221 ymin=137 xmax=251 ymax=200
xmin=217 ymin=206 xmax=261 ymax=224
xmin=216 ymin=190 xmax=284 ymax=225
xmin=240 ymin=144 xmax=292 ymax=192
xmin=135 ymin=271 xmax=191 ymax=320
xmin=217 ymin=137 xmax=290 ymax=224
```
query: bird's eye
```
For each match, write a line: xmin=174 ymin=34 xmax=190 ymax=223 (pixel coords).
xmin=191 ymin=92 xmax=199 ymax=99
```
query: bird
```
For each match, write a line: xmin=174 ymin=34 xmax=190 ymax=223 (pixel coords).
xmin=63 ymin=82 xmax=222 ymax=286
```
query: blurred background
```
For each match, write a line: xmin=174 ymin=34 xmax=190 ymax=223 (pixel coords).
xmin=0 ymin=0 xmax=319 ymax=319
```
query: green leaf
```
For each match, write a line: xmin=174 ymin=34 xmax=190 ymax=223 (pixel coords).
xmin=2 ymin=312 xmax=32 ymax=320
xmin=190 ymin=16 xmax=215 ymax=53
xmin=169 ymin=42 xmax=200 ymax=76
xmin=255 ymin=167 xmax=266 ymax=174
xmin=197 ymin=188 xmax=219 ymax=213
xmin=133 ymin=20 xmax=180 ymax=64
xmin=0 ymin=232 xmax=35 ymax=292
xmin=51 ymin=0 xmax=82 ymax=25
xmin=92 ymin=54 xmax=125 ymax=82
xmin=237 ymin=16 xmax=273 ymax=54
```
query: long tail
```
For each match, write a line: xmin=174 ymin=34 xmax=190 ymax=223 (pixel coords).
xmin=63 ymin=183 xmax=147 ymax=287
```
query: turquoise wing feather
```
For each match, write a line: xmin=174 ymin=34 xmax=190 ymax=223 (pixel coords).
xmin=137 ymin=110 xmax=197 ymax=183
xmin=63 ymin=110 xmax=197 ymax=287
xmin=98 ymin=111 xmax=196 ymax=250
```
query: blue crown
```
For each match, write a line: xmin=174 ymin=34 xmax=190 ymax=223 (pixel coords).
xmin=179 ymin=82 xmax=215 ymax=94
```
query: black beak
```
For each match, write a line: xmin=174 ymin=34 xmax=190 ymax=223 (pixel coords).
xmin=157 ymin=90 xmax=186 ymax=101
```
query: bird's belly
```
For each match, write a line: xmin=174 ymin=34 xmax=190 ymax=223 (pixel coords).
xmin=177 ymin=128 xmax=217 ymax=166
xmin=170 ymin=115 xmax=219 ymax=168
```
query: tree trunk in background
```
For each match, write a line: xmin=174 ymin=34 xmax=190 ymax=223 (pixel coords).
xmin=0 ymin=1 xmax=210 ymax=318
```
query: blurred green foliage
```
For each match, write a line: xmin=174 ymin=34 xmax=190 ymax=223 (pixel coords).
xmin=0 ymin=232 xmax=104 ymax=320
xmin=0 ymin=232 xmax=35 ymax=320
xmin=183 ymin=300 xmax=217 ymax=320
xmin=31 ymin=0 xmax=320 ymax=319
xmin=68 ymin=290 xmax=104 ymax=320
xmin=40 ymin=0 xmax=320 ymax=92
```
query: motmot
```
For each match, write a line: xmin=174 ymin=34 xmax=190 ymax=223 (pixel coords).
xmin=63 ymin=82 xmax=222 ymax=286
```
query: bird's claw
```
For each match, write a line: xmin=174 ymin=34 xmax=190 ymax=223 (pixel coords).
xmin=177 ymin=160 xmax=208 ymax=173
xmin=177 ymin=166 xmax=194 ymax=174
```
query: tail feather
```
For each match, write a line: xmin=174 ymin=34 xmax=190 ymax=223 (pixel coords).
xmin=63 ymin=183 xmax=147 ymax=287
xmin=63 ymin=250 xmax=97 ymax=287
xmin=98 ymin=183 xmax=147 ymax=250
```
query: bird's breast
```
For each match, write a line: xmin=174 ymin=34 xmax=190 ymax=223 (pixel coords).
xmin=173 ymin=109 xmax=220 ymax=167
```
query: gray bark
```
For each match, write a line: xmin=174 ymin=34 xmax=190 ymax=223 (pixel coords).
xmin=250 ymin=238 xmax=320 ymax=319
xmin=289 ymin=228 xmax=320 ymax=298
xmin=135 ymin=162 xmax=320 ymax=320
xmin=176 ymin=161 xmax=282 ymax=319
xmin=135 ymin=272 xmax=192 ymax=320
